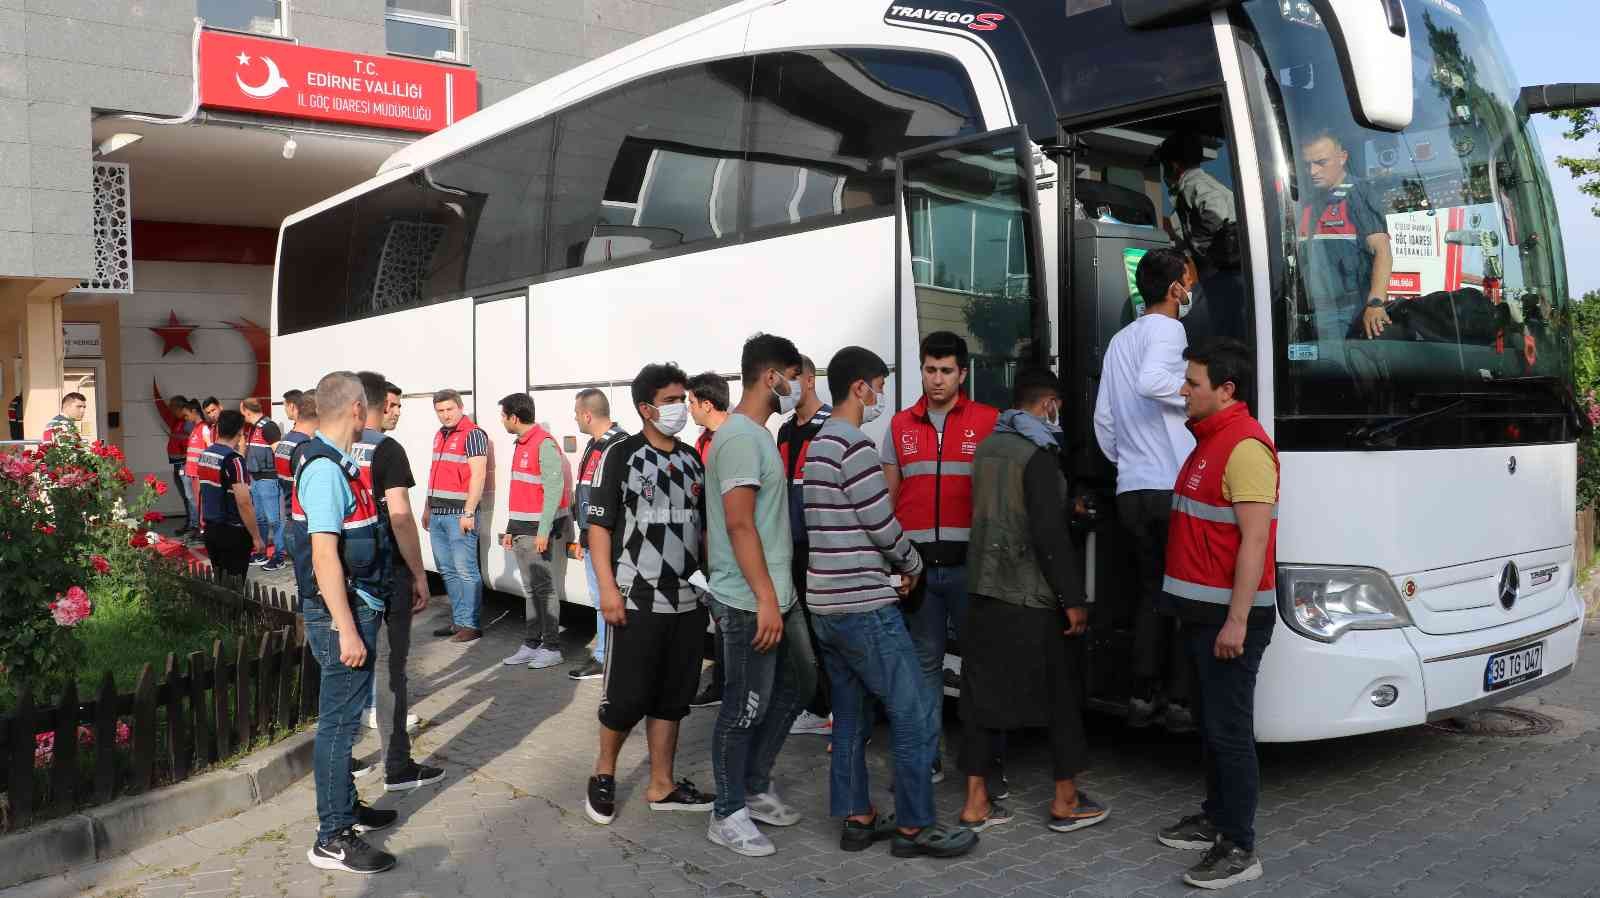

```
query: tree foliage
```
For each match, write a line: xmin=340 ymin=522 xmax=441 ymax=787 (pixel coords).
xmin=1552 ymin=109 xmax=1600 ymax=218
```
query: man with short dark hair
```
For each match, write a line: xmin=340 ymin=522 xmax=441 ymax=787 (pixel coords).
xmin=1094 ymin=246 xmax=1198 ymax=731
xmin=686 ymin=371 xmax=731 ymax=707
xmin=350 ymin=373 xmax=439 ymax=791
xmin=283 ymin=389 xmax=304 ymax=427
xmin=1156 ymin=337 xmax=1276 ymax=890
xmin=241 ymin=397 xmax=285 ymax=568
xmin=805 ymin=346 xmax=976 ymax=859
xmin=274 ymin=392 xmax=316 ymax=566
xmin=426 ymin=389 xmax=489 ymax=643
xmin=186 ymin=397 xmax=223 ymax=540
xmin=882 ymin=331 xmax=1000 ymax=787
xmin=498 ymin=392 xmax=572 ymax=671
xmin=1297 ymin=129 xmax=1394 ymax=368
xmin=704 ymin=332 xmax=817 ymax=857
xmin=42 ymin=392 xmax=87 ymax=445
xmin=584 ymin=363 xmax=715 ymax=826
xmin=569 ymin=387 xmax=627 ymax=681
xmin=778 ymin=355 xmax=834 ymax=736
xmin=198 ymin=410 xmax=265 ymax=580
xmin=293 ymin=371 xmax=398 ymax=875
xmin=960 ymin=368 xmax=1106 ymax=836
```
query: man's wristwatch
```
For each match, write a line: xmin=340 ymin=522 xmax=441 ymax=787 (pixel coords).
xmin=1366 ymin=297 xmax=1386 ymax=310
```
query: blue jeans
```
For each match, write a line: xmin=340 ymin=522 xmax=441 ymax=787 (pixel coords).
xmin=429 ymin=512 xmax=482 ymax=629
xmin=709 ymin=598 xmax=816 ymax=819
xmin=249 ymin=478 xmax=282 ymax=552
xmin=905 ymin=564 xmax=969 ymax=739
xmin=173 ymin=463 xmax=196 ymax=529
xmin=584 ymin=552 xmax=606 ymax=662
xmin=813 ymin=607 xmax=936 ymax=828
xmin=1183 ymin=619 xmax=1273 ymax=852
xmin=303 ymin=599 xmax=382 ymax=842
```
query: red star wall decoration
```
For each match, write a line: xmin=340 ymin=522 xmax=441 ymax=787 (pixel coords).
xmin=150 ymin=311 xmax=197 ymax=356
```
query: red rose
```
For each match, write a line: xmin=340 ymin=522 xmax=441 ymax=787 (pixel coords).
xmin=38 ymin=523 xmax=56 ymax=535
xmin=143 ymin=510 xmax=164 ymax=524
xmin=128 ymin=532 xmax=145 ymax=548
xmin=117 ymin=467 xmax=134 ymax=484
xmin=91 ymin=555 xmax=111 ymax=574
xmin=143 ymin=474 xmax=159 ymax=487
xmin=153 ymin=480 xmax=169 ymax=496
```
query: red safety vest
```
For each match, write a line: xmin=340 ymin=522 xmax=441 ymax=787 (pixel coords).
xmin=1162 ymin=402 xmax=1279 ymax=609
xmin=695 ymin=428 xmax=713 ymax=465
xmin=184 ymin=422 xmax=214 ymax=479
xmin=887 ymin=394 xmax=998 ymax=548
xmin=428 ymin=417 xmax=482 ymax=510
xmin=275 ymin=430 xmax=311 ymax=488
xmin=352 ymin=427 xmax=386 ymax=493
xmin=165 ymin=421 xmax=187 ymax=460
xmin=1298 ymin=193 xmax=1358 ymax=240
xmin=508 ymin=424 xmax=571 ymax=526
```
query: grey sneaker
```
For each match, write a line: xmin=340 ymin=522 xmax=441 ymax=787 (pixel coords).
xmin=708 ymin=807 xmax=775 ymax=857
xmin=1183 ymin=839 xmax=1262 ymax=889
xmin=527 ymin=646 xmax=565 ymax=670
xmin=502 ymin=645 xmax=541 ymax=666
xmin=1158 ymin=813 xmax=1219 ymax=850
xmin=1128 ymin=696 xmax=1158 ymax=728
xmin=1163 ymin=703 xmax=1196 ymax=734
xmin=745 ymin=789 xmax=801 ymax=826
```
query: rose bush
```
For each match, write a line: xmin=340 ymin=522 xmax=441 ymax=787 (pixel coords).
xmin=0 ymin=432 xmax=167 ymax=693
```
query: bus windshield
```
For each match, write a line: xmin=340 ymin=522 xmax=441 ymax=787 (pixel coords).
xmin=1238 ymin=0 xmax=1575 ymax=449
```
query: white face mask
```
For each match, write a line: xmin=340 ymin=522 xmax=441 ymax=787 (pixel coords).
xmin=1178 ymin=288 xmax=1194 ymax=319
xmin=774 ymin=377 xmax=801 ymax=415
xmin=862 ymin=389 xmax=886 ymax=424
xmin=652 ymin=402 xmax=688 ymax=436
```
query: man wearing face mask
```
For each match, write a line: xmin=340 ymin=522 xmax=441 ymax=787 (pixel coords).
xmin=1093 ymin=246 xmax=1198 ymax=731
xmin=959 ymin=369 xmax=1105 ymax=836
xmin=703 ymin=332 xmax=818 ymax=857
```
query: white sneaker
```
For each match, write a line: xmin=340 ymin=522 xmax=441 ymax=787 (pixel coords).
xmin=364 ymin=708 xmax=377 ymax=729
xmin=502 ymin=645 xmax=541 ymax=666
xmin=707 ymin=808 xmax=776 ymax=857
xmin=745 ymin=790 xmax=801 ymax=827
xmin=527 ymin=647 xmax=565 ymax=670
xmin=789 ymin=711 xmax=833 ymax=736
xmin=365 ymin=709 xmax=420 ymax=732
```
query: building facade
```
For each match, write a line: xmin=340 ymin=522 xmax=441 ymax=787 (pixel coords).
xmin=0 ymin=0 xmax=727 ymax=515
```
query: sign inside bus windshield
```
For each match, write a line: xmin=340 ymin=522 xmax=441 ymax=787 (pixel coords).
xmin=884 ymin=4 xmax=1007 ymax=31
xmin=198 ymin=31 xmax=478 ymax=133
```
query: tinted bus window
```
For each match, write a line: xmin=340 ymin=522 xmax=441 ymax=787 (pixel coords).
xmin=277 ymin=197 xmax=354 ymax=335
xmin=546 ymin=59 xmax=752 ymax=272
xmin=746 ymin=49 xmax=982 ymax=233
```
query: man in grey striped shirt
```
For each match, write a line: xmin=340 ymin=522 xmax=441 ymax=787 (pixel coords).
xmin=803 ymin=346 xmax=977 ymax=860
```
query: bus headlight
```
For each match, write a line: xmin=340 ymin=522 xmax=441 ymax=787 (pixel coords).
xmin=1277 ymin=565 xmax=1414 ymax=643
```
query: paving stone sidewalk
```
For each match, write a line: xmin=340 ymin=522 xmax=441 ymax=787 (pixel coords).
xmin=10 ymin=576 xmax=1600 ymax=898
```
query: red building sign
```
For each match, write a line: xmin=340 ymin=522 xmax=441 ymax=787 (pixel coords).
xmin=198 ymin=30 xmax=477 ymax=133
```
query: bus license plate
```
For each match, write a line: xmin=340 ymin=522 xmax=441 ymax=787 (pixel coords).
xmin=1483 ymin=642 xmax=1544 ymax=692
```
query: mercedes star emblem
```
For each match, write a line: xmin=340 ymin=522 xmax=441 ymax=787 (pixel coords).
xmin=1507 ymin=456 xmax=1517 ymax=475
xmin=1498 ymin=561 xmax=1520 ymax=610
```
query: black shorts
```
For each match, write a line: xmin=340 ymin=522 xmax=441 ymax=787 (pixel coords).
xmin=597 ymin=605 xmax=709 ymax=732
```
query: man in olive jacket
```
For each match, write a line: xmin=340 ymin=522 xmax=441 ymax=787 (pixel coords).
xmin=956 ymin=368 xmax=1109 ymax=835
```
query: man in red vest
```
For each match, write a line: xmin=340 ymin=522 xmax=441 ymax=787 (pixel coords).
xmin=185 ymin=397 xmax=222 ymax=542
xmin=1156 ymin=337 xmax=1276 ymax=890
xmin=425 ymin=389 xmax=489 ymax=642
xmin=881 ymin=331 xmax=999 ymax=786
xmin=497 ymin=392 xmax=573 ymax=671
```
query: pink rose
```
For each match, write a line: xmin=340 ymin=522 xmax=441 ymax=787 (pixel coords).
xmin=115 ymin=721 xmax=131 ymax=748
xmin=33 ymin=732 xmax=54 ymax=769
xmin=49 ymin=586 xmax=91 ymax=627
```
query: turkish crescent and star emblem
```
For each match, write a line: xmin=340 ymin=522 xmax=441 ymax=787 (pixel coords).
xmin=234 ymin=51 xmax=289 ymax=99
xmin=150 ymin=312 xmax=272 ymax=437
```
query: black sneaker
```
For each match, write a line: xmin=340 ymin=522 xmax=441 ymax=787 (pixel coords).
xmin=1158 ymin=813 xmax=1219 ymax=850
xmin=648 ymin=778 xmax=715 ymax=812
xmin=568 ymin=658 xmax=604 ymax=680
xmin=353 ymin=802 xmax=397 ymax=834
xmin=307 ymin=828 xmax=396 ymax=874
xmin=351 ymin=755 xmax=375 ymax=779
xmin=384 ymin=760 xmax=446 ymax=793
xmin=1183 ymin=838 xmax=1262 ymax=889
xmin=690 ymin=680 xmax=722 ymax=707
xmin=249 ymin=552 xmax=269 ymax=566
xmin=585 ymin=774 xmax=617 ymax=825
xmin=262 ymin=555 xmax=286 ymax=572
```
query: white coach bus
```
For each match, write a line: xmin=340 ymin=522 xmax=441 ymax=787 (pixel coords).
xmin=273 ymin=0 xmax=1592 ymax=740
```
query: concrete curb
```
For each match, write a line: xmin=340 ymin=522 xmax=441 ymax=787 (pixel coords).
xmin=0 ymin=730 xmax=315 ymax=891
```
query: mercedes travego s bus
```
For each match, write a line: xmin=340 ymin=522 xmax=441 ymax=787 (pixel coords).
xmin=271 ymin=0 xmax=1594 ymax=740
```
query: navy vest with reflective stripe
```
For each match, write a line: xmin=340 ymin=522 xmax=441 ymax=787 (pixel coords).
xmin=289 ymin=439 xmax=391 ymax=609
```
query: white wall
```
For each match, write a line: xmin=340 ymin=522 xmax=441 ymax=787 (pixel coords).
xmin=121 ymin=261 xmax=274 ymax=518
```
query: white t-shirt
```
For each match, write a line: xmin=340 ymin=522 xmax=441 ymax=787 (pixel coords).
xmin=1092 ymin=313 xmax=1196 ymax=494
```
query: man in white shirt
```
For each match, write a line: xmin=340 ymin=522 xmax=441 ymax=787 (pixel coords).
xmin=1092 ymin=246 xmax=1199 ymax=731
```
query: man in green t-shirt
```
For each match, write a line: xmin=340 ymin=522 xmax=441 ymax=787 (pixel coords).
xmin=703 ymin=333 xmax=819 ymax=858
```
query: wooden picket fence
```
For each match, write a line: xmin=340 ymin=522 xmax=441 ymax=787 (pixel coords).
xmin=1578 ymin=507 xmax=1596 ymax=575
xmin=0 ymin=573 xmax=316 ymax=832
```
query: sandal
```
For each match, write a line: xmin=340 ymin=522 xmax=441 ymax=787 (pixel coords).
xmin=958 ymin=801 xmax=1013 ymax=832
xmin=890 ymin=823 xmax=979 ymax=858
xmin=1048 ymin=791 xmax=1110 ymax=833
xmin=840 ymin=811 xmax=897 ymax=852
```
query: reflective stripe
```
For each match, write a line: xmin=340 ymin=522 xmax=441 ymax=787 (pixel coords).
xmin=901 ymin=461 xmax=973 ymax=478
xmin=905 ymin=527 xmax=970 ymax=542
xmin=507 ymin=510 xmax=543 ymax=522
xmin=430 ymin=488 xmax=469 ymax=500
xmin=1171 ymin=495 xmax=1278 ymax=523
xmin=1163 ymin=575 xmax=1276 ymax=607
xmin=433 ymin=452 xmax=470 ymax=463
xmin=509 ymin=471 xmax=541 ymax=484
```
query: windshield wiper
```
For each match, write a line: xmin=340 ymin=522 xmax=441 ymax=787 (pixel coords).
xmin=1346 ymin=398 xmax=1475 ymax=449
